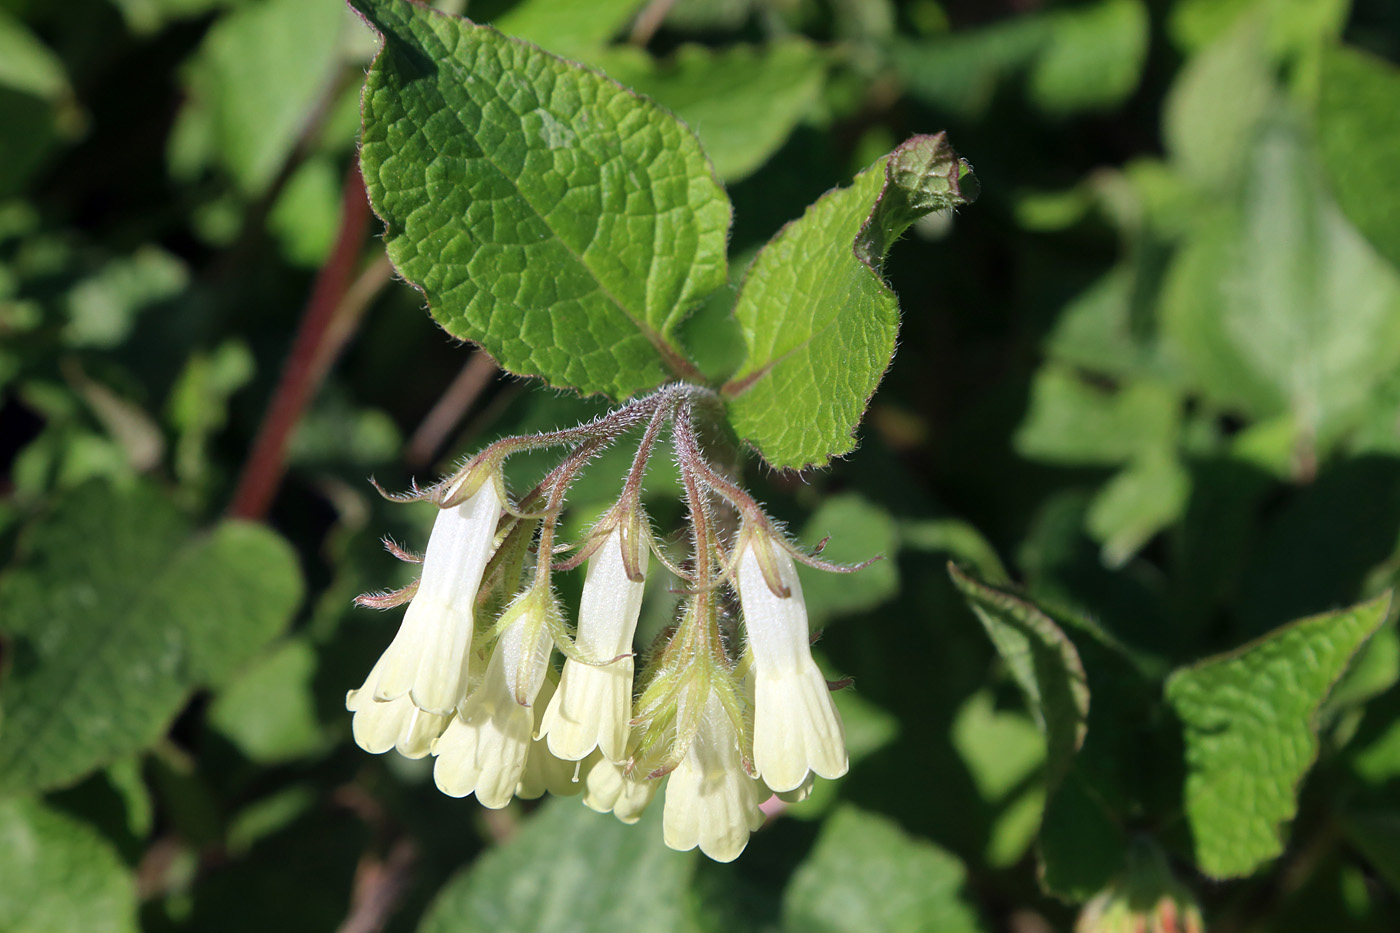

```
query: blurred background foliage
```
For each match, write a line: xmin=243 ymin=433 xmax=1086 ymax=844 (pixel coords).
xmin=2 ymin=0 xmax=1400 ymax=930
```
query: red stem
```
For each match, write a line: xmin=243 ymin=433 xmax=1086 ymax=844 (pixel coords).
xmin=228 ymin=163 xmax=372 ymax=520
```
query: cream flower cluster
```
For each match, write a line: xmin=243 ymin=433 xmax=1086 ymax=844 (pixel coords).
xmin=346 ymin=387 xmax=857 ymax=861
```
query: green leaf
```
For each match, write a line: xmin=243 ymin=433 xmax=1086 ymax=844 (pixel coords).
xmin=419 ymin=796 xmax=697 ymax=933
xmin=1086 ymin=451 xmax=1191 ymax=568
xmin=1343 ymin=810 xmax=1400 ymax=896
xmin=353 ymin=0 xmax=729 ymax=399
xmin=948 ymin=565 xmax=1088 ymax=788
xmin=1165 ymin=595 xmax=1390 ymax=878
xmin=0 ymin=482 xmax=303 ymax=795
xmin=1026 ymin=0 xmax=1148 ymax=116
xmin=951 ymin=689 xmax=1046 ymax=867
xmin=948 ymin=566 xmax=1133 ymax=899
xmin=490 ymin=0 xmax=643 ymax=62
xmin=207 ymin=638 xmax=329 ymax=764
xmin=891 ymin=17 xmax=1047 ymax=120
xmin=0 ymin=10 xmax=70 ymax=100
xmin=1317 ymin=45 xmax=1400 ymax=271
xmin=0 ymin=798 xmax=138 ymax=933
xmin=796 ymin=493 xmax=899 ymax=627
xmin=0 ymin=11 xmax=80 ymax=198
xmin=1168 ymin=0 xmax=1348 ymax=58
xmin=1162 ymin=18 xmax=1274 ymax=191
xmin=180 ymin=0 xmax=346 ymax=195
xmin=723 ymin=134 xmax=976 ymax=470
xmin=1014 ymin=366 xmax=1179 ymax=467
xmin=782 ymin=805 xmax=987 ymax=933
xmin=891 ymin=0 xmax=1146 ymax=120
xmin=594 ymin=39 xmax=827 ymax=182
xmin=1161 ymin=121 xmax=1400 ymax=453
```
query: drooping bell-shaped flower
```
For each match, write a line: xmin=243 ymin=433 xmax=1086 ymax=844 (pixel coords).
xmin=516 ymin=674 xmax=586 ymax=800
xmin=432 ymin=588 xmax=555 ymax=809
xmin=581 ymin=754 xmax=659 ymax=824
xmin=661 ymin=685 xmax=765 ymax=862
xmin=737 ymin=531 xmax=848 ymax=793
xmin=540 ymin=524 xmax=646 ymax=762
xmin=358 ymin=477 xmax=504 ymax=717
xmin=346 ymin=652 xmax=452 ymax=758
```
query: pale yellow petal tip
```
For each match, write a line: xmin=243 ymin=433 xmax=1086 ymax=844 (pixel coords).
xmin=753 ymin=664 xmax=848 ymax=792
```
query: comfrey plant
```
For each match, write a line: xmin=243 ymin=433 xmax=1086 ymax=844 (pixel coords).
xmin=344 ymin=0 xmax=977 ymax=864
xmin=347 ymin=384 xmax=858 ymax=861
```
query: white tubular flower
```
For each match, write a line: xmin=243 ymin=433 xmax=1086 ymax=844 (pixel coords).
xmin=662 ymin=687 xmax=765 ymax=863
xmin=432 ymin=592 xmax=554 ymax=809
xmin=582 ymin=755 xmax=659 ymax=824
xmin=540 ymin=527 xmax=646 ymax=762
xmin=738 ymin=534 xmax=848 ymax=793
xmin=517 ymin=676 xmax=585 ymax=800
xmin=346 ymin=653 xmax=451 ymax=758
xmin=366 ymin=479 xmax=503 ymax=716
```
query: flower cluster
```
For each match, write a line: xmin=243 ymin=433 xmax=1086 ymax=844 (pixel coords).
xmin=347 ymin=384 xmax=861 ymax=861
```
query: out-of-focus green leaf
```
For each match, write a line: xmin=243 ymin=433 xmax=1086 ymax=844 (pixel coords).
xmin=353 ymin=0 xmax=728 ymax=399
xmin=1237 ymin=457 xmax=1400 ymax=634
xmin=0 ymin=798 xmax=138 ymax=933
xmin=595 ymin=39 xmax=827 ymax=182
xmin=0 ymin=11 xmax=81 ymax=198
xmin=1168 ymin=0 xmax=1348 ymax=58
xmin=180 ymin=0 xmax=346 ymax=194
xmin=1026 ymin=0 xmax=1148 ymax=116
xmin=1317 ymin=45 xmax=1400 ymax=272
xmin=892 ymin=0 xmax=1146 ymax=119
xmin=1037 ymin=771 xmax=1126 ymax=900
xmin=891 ymin=16 xmax=1046 ymax=120
xmin=491 ymin=0 xmax=643 ymax=61
xmin=948 ymin=565 xmax=1088 ymax=786
xmin=103 ymin=756 xmax=154 ymax=838
xmin=949 ymin=567 xmax=1138 ymax=898
xmin=1162 ymin=122 xmax=1400 ymax=454
xmin=419 ymin=796 xmax=697 ymax=933
xmin=796 ymin=492 xmax=899 ymax=627
xmin=1015 ymin=366 xmax=1179 ymax=467
xmin=107 ymin=0 xmax=232 ymax=35
xmin=63 ymin=247 xmax=188 ymax=349
xmin=1086 ymin=451 xmax=1191 ymax=568
xmin=1342 ymin=811 xmax=1400 ymax=896
xmin=1162 ymin=18 xmax=1274 ymax=191
xmin=167 ymin=340 xmax=256 ymax=489
xmin=207 ymin=639 xmax=329 ymax=765
xmin=951 ymin=689 xmax=1046 ymax=867
xmin=724 ymin=134 xmax=975 ymax=470
xmin=0 ymin=482 xmax=303 ymax=794
xmin=0 ymin=10 xmax=69 ymax=99
xmin=1166 ymin=595 xmax=1390 ymax=878
xmin=902 ymin=517 xmax=1008 ymax=584
xmin=267 ymin=156 xmax=342 ymax=267
xmin=782 ymin=805 xmax=987 ymax=933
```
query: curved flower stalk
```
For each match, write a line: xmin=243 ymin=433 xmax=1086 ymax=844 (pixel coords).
xmin=540 ymin=519 xmax=648 ymax=762
xmin=736 ymin=527 xmax=849 ymax=793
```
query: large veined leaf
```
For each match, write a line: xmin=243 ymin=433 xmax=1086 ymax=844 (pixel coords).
xmin=351 ymin=0 xmax=730 ymax=399
xmin=1166 ymin=595 xmax=1389 ymax=878
xmin=723 ymin=134 xmax=976 ymax=471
